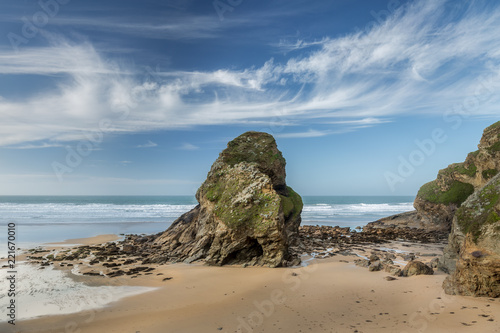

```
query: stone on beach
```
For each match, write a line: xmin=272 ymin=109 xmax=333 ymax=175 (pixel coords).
xmin=144 ymin=131 xmax=304 ymax=267
xmin=402 ymin=260 xmax=434 ymax=277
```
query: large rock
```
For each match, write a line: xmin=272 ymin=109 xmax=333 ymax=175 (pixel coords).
xmin=441 ymin=172 xmax=500 ymax=297
xmin=152 ymin=131 xmax=303 ymax=267
xmin=368 ymin=121 xmax=500 ymax=231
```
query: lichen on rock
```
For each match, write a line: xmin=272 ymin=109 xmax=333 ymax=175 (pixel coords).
xmin=151 ymin=131 xmax=303 ymax=267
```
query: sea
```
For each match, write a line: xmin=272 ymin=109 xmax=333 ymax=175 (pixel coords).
xmin=0 ymin=195 xmax=415 ymax=322
xmin=0 ymin=195 xmax=415 ymax=249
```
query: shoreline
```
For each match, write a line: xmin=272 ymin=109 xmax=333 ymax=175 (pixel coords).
xmin=1 ymin=232 xmax=498 ymax=332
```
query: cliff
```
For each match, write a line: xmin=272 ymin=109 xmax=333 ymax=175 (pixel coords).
xmin=369 ymin=121 xmax=500 ymax=231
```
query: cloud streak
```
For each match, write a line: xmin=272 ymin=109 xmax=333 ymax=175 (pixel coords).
xmin=1 ymin=0 xmax=500 ymax=147
xmin=178 ymin=143 xmax=199 ymax=150
xmin=136 ymin=140 xmax=158 ymax=148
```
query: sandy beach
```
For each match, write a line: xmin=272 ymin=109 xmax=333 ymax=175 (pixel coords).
xmin=1 ymin=234 xmax=498 ymax=333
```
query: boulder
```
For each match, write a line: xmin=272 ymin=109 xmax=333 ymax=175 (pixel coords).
xmin=441 ymin=172 xmax=500 ymax=297
xmin=151 ymin=131 xmax=303 ymax=267
xmin=402 ymin=260 xmax=434 ymax=277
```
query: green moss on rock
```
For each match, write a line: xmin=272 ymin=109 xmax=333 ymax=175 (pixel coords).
xmin=455 ymin=180 xmax=500 ymax=243
xmin=280 ymin=186 xmax=303 ymax=219
xmin=488 ymin=141 xmax=500 ymax=153
xmin=469 ymin=150 xmax=480 ymax=158
xmin=220 ymin=131 xmax=286 ymax=185
xmin=484 ymin=121 xmax=500 ymax=133
xmin=439 ymin=163 xmax=477 ymax=178
xmin=483 ymin=169 xmax=499 ymax=180
xmin=417 ymin=180 xmax=474 ymax=206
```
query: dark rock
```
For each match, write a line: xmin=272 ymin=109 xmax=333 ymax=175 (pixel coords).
xmin=384 ymin=265 xmax=402 ymax=276
xmin=429 ymin=258 xmax=439 ymax=269
xmin=107 ymin=270 xmax=125 ymax=278
xmin=403 ymin=254 xmax=416 ymax=262
xmin=369 ymin=260 xmax=383 ymax=272
xmin=82 ymin=270 xmax=101 ymax=276
xmin=355 ymin=259 xmax=370 ymax=268
xmin=122 ymin=244 xmax=136 ymax=254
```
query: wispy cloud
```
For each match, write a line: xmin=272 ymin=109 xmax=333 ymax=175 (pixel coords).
xmin=178 ymin=143 xmax=199 ymax=150
xmin=49 ymin=15 xmax=232 ymax=40
xmin=274 ymin=129 xmax=332 ymax=139
xmin=136 ymin=140 xmax=158 ymax=148
xmin=272 ymin=38 xmax=329 ymax=53
xmin=1 ymin=0 xmax=500 ymax=146
xmin=2 ymin=143 xmax=65 ymax=149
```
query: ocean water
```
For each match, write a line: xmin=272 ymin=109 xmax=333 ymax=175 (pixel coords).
xmin=0 ymin=195 xmax=415 ymax=249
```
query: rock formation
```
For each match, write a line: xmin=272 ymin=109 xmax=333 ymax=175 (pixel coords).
xmin=369 ymin=121 xmax=500 ymax=231
xmin=151 ymin=131 xmax=303 ymax=267
xmin=441 ymin=172 xmax=500 ymax=297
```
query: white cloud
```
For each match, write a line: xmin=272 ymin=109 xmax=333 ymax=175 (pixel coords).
xmin=49 ymin=15 xmax=234 ymax=40
xmin=136 ymin=140 xmax=158 ymax=148
xmin=178 ymin=143 xmax=199 ymax=150
xmin=274 ymin=129 xmax=332 ymax=139
xmin=272 ymin=38 xmax=329 ymax=53
xmin=3 ymin=143 xmax=65 ymax=149
xmin=1 ymin=0 xmax=500 ymax=147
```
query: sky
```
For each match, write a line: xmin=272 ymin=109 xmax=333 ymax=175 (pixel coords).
xmin=0 ymin=0 xmax=499 ymax=196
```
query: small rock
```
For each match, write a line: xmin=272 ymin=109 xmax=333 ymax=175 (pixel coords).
xmin=369 ymin=260 xmax=383 ymax=272
xmin=354 ymin=259 xmax=370 ymax=268
xmin=402 ymin=260 xmax=434 ymax=277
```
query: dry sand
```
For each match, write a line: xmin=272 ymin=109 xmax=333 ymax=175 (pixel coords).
xmin=1 ymin=235 xmax=499 ymax=333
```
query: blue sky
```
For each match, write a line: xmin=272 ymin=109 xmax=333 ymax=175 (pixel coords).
xmin=0 ymin=0 xmax=499 ymax=196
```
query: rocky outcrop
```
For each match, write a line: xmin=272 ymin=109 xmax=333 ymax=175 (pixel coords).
xmin=441 ymin=172 xmax=500 ymax=297
xmin=150 ymin=131 xmax=303 ymax=267
xmin=415 ymin=121 xmax=500 ymax=230
xmin=368 ymin=121 xmax=500 ymax=231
